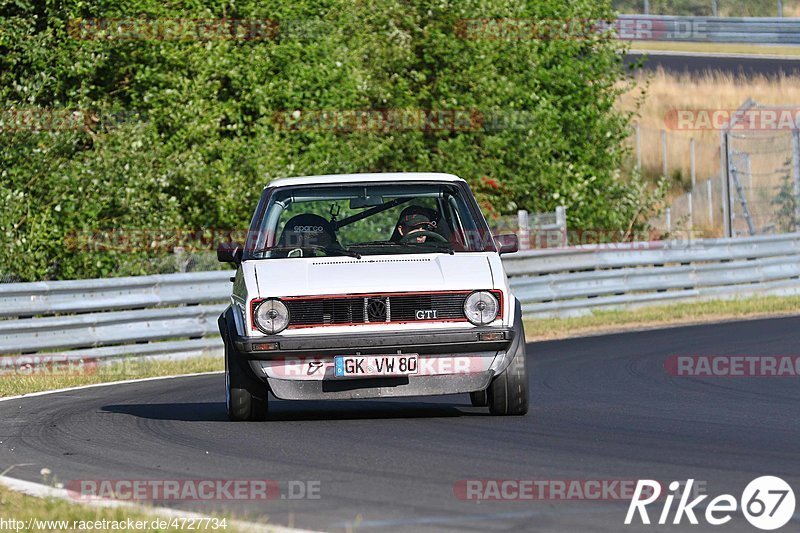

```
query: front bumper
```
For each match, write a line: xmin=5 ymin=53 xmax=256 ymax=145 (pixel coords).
xmin=231 ymin=326 xmax=515 ymax=358
xmin=264 ymin=372 xmax=495 ymax=400
xmin=220 ymin=305 xmax=525 ymax=401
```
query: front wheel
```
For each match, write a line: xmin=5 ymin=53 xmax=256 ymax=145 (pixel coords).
xmin=225 ymin=341 xmax=268 ymax=421
xmin=487 ymin=333 xmax=529 ymax=416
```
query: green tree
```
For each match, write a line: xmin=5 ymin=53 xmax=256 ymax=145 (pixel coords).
xmin=1 ymin=0 xmax=651 ymax=280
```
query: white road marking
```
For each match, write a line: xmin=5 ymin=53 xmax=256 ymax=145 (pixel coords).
xmin=0 ymin=372 xmax=319 ymax=532
xmin=0 ymin=473 xmax=316 ymax=533
xmin=0 ymin=371 xmax=224 ymax=403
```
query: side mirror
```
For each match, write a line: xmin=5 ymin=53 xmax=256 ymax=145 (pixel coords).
xmin=217 ymin=242 xmax=243 ymax=264
xmin=494 ymin=234 xmax=519 ymax=255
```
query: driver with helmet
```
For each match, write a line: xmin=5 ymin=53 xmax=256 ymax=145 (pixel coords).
xmin=393 ymin=205 xmax=441 ymax=244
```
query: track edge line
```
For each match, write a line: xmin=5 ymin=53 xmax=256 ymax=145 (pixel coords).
xmin=0 ymin=371 xmax=224 ymax=403
xmin=0 ymin=475 xmax=317 ymax=533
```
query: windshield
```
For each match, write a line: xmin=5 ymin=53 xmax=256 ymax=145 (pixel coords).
xmin=246 ymin=182 xmax=493 ymax=259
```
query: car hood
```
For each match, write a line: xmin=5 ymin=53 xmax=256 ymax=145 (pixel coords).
xmin=246 ymin=253 xmax=496 ymax=297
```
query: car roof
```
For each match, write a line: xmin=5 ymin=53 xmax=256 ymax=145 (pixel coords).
xmin=266 ymin=172 xmax=465 ymax=188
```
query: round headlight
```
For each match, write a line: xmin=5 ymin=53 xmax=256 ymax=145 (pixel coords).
xmin=253 ymin=299 xmax=290 ymax=334
xmin=464 ymin=291 xmax=499 ymax=326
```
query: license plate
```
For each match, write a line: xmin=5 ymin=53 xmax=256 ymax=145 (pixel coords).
xmin=334 ymin=355 xmax=419 ymax=378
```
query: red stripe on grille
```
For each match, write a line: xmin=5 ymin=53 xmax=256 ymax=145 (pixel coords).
xmin=250 ymin=290 xmax=502 ymax=330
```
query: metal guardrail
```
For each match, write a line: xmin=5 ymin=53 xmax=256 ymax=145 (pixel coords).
xmin=505 ymin=232 xmax=800 ymax=316
xmin=0 ymin=271 xmax=231 ymax=360
xmin=0 ymin=270 xmax=231 ymax=318
xmin=617 ymin=15 xmax=800 ymax=44
xmin=2 ymin=232 xmax=800 ymax=359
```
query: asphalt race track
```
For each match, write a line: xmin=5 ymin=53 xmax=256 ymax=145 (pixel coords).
xmin=1 ymin=316 xmax=799 ymax=532
xmin=626 ymin=51 xmax=800 ymax=77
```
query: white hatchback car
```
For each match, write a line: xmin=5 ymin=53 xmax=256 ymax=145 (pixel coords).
xmin=217 ymin=172 xmax=528 ymax=420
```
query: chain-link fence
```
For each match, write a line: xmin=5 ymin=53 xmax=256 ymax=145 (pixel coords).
xmin=613 ymin=0 xmax=800 ymax=17
xmin=655 ymin=176 xmax=726 ymax=236
xmin=638 ymin=125 xmax=724 ymax=236
xmin=727 ymin=129 xmax=798 ymax=236
xmin=488 ymin=208 xmax=567 ymax=250
xmin=651 ymin=99 xmax=800 ymax=239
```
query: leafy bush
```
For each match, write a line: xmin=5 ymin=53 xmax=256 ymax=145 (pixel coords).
xmin=1 ymin=0 xmax=652 ymax=281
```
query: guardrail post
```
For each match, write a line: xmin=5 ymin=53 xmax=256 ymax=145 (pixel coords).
xmin=689 ymin=138 xmax=696 ymax=229
xmin=792 ymin=128 xmax=800 ymax=228
xmin=778 ymin=0 xmax=784 ymax=17
xmin=635 ymin=124 xmax=642 ymax=171
xmin=556 ymin=206 xmax=567 ymax=247
xmin=721 ymin=131 xmax=732 ymax=238
xmin=707 ymin=179 xmax=714 ymax=227
xmin=517 ymin=209 xmax=530 ymax=250
xmin=661 ymin=130 xmax=668 ymax=180
xmin=643 ymin=0 xmax=650 ymax=15
xmin=174 ymin=246 xmax=188 ymax=273
xmin=720 ymin=98 xmax=756 ymax=238
xmin=711 ymin=0 xmax=718 ymax=16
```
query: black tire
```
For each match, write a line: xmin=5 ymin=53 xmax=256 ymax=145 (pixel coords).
xmin=225 ymin=340 xmax=268 ymax=422
xmin=469 ymin=389 xmax=488 ymax=407
xmin=487 ymin=328 xmax=529 ymax=416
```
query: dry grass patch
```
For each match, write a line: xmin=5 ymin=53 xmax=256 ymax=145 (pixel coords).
xmin=0 ymin=356 xmax=222 ymax=397
xmin=618 ymin=69 xmax=800 ymax=211
xmin=0 ymin=485 xmax=240 ymax=532
xmin=629 ymin=41 xmax=800 ymax=57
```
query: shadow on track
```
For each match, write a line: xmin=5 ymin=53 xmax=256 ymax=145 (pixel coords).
xmin=101 ymin=402 xmax=228 ymax=422
xmin=102 ymin=398 xmax=484 ymax=422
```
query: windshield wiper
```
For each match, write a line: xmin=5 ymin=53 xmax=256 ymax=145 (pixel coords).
xmin=354 ymin=241 xmax=454 ymax=255
xmin=397 ymin=241 xmax=455 ymax=255
xmin=255 ymin=245 xmax=361 ymax=259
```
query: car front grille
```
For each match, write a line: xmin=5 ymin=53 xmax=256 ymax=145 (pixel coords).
xmin=283 ymin=292 xmax=471 ymax=328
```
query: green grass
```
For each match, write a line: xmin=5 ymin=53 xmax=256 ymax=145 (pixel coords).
xmin=0 ymin=355 xmax=222 ymax=397
xmin=525 ymin=295 xmax=800 ymax=341
xmin=630 ymin=41 xmax=800 ymax=56
xmin=0 ymin=485 xmax=240 ymax=532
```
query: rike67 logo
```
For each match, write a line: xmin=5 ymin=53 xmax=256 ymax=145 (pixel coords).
xmin=626 ymin=477 xmax=796 ymax=530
